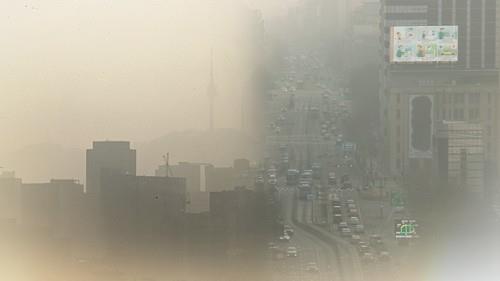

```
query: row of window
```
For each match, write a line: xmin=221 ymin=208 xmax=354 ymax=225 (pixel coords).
xmin=440 ymin=92 xmax=483 ymax=105
xmin=384 ymin=5 xmax=428 ymax=14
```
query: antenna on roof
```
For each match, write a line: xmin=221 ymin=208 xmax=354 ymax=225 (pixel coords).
xmin=162 ymin=153 xmax=173 ymax=178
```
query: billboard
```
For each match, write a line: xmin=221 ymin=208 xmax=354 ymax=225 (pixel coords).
xmin=390 ymin=26 xmax=458 ymax=63
xmin=409 ymin=95 xmax=433 ymax=159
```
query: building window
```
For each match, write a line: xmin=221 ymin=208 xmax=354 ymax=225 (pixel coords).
xmin=454 ymin=108 xmax=464 ymax=121
xmin=454 ymin=93 xmax=465 ymax=104
xmin=469 ymin=92 xmax=480 ymax=104
xmin=385 ymin=5 xmax=428 ymax=14
xmin=468 ymin=108 xmax=480 ymax=121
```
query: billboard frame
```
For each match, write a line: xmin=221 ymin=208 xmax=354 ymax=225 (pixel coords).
xmin=390 ymin=25 xmax=458 ymax=64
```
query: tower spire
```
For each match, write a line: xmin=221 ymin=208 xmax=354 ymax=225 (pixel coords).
xmin=208 ymin=48 xmax=217 ymax=131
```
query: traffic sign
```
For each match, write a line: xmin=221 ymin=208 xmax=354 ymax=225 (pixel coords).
xmin=391 ymin=191 xmax=405 ymax=207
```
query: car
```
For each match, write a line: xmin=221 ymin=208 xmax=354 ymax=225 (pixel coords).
xmin=305 ymin=262 xmax=319 ymax=273
xmin=349 ymin=217 xmax=360 ymax=225
xmin=358 ymin=244 xmax=370 ymax=254
xmin=255 ymin=176 xmax=265 ymax=186
xmin=268 ymin=176 xmax=277 ymax=186
xmin=338 ymin=222 xmax=348 ymax=229
xmin=361 ymin=252 xmax=376 ymax=264
xmin=395 ymin=206 xmax=405 ymax=213
xmin=328 ymin=172 xmax=337 ymax=184
xmin=350 ymin=234 xmax=361 ymax=245
xmin=369 ymin=234 xmax=382 ymax=245
xmin=284 ymin=227 xmax=294 ymax=237
xmin=333 ymin=214 xmax=343 ymax=224
xmin=354 ymin=224 xmax=365 ymax=234
xmin=286 ymin=246 xmax=298 ymax=257
xmin=342 ymin=182 xmax=353 ymax=190
xmin=370 ymin=237 xmax=385 ymax=249
xmin=279 ymin=235 xmax=291 ymax=242
xmin=341 ymin=227 xmax=352 ymax=237
xmin=332 ymin=205 xmax=342 ymax=214
xmin=378 ymin=251 xmax=391 ymax=262
xmin=268 ymin=242 xmax=278 ymax=250
xmin=341 ymin=175 xmax=350 ymax=183
xmin=348 ymin=208 xmax=359 ymax=216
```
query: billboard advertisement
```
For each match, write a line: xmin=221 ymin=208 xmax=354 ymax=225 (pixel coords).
xmin=390 ymin=26 xmax=458 ymax=63
xmin=409 ymin=95 xmax=433 ymax=159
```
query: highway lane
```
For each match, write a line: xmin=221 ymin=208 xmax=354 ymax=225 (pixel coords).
xmin=269 ymin=186 xmax=340 ymax=281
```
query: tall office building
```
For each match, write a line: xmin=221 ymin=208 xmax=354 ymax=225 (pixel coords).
xmin=86 ymin=141 xmax=136 ymax=195
xmin=379 ymin=0 xmax=498 ymax=195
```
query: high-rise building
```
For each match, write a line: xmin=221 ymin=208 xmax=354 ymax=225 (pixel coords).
xmin=379 ymin=0 xmax=498 ymax=195
xmin=85 ymin=141 xmax=136 ymax=195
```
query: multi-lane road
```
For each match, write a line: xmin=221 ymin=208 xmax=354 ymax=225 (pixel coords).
xmin=264 ymin=53 xmax=365 ymax=281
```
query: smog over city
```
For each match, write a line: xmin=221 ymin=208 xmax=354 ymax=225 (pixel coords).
xmin=1 ymin=1 xmax=499 ymax=281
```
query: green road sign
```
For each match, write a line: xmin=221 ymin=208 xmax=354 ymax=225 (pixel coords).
xmin=391 ymin=191 xmax=405 ymax=207
xmin=395 ymin=219 xmax=419 ymax=239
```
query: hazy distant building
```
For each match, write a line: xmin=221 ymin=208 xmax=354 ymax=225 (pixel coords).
xmin=19 ymin=179 xmax=85 ymax=238
xmin=156 ymin=162 xmax=212 ymax=213
xmin=99 ymin=173 xmax=186 ymax=252
xmin=379 ymin=0 xmax=498 ymax=192
xmin=86 ymin=141 xmax=136 ymax=195
xmin=0 ymin=174 xmax=21 ymax=225
xmin=156 ymin=160 xmax=253 ymax=213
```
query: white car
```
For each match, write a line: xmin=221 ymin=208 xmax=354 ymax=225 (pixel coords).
xmin=354 ymin=224 xmax=365 ymax=234
xmin=279 ymin=235 xmax=291 ymax=242
xmin=305 ymin=262 xmax=319 ymax=273
xmin=341 ymin=227 xmax=352 ymax=237
xmin=286 ymin=246 xmax=298 ymax=257
xmin=361 ymin=252 xmax=376 ymax=264
xmin=350 ymin=234 xmax=361 ymax=245
xmin=349 ymin=217 xmax=360 ymax=225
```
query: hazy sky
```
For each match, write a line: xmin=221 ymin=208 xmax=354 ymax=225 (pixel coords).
xmin=0 ymin=0 xmax=298 ymax=153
